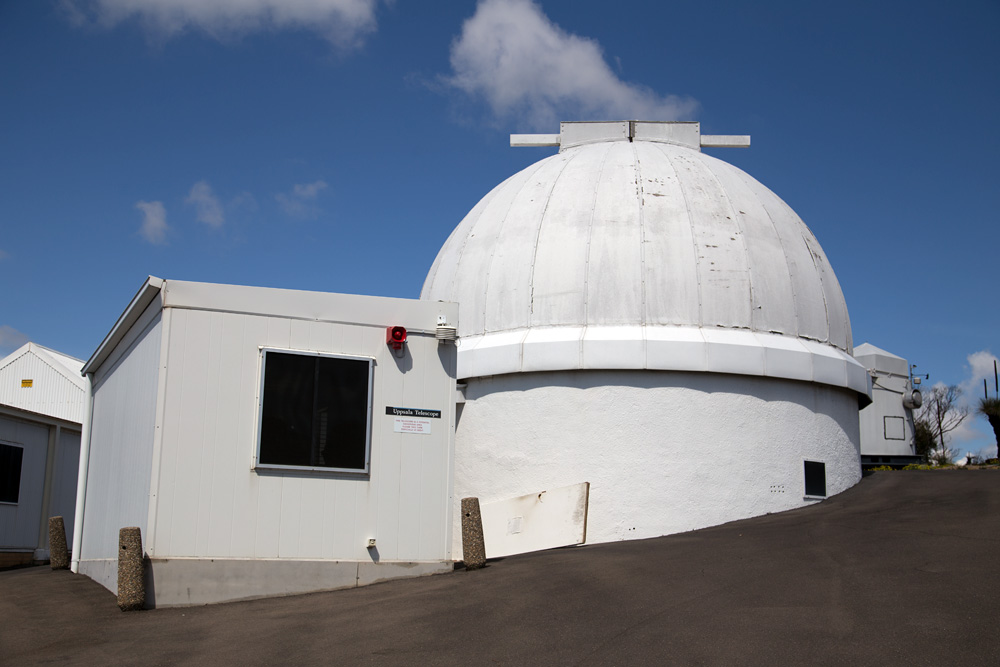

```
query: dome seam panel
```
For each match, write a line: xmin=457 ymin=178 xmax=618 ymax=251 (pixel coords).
xmin=631 ymin=142 xmax=648 ymax=327
xmin=428 ymin=172 xmax=515 ymax=302
xmin=733 ymin=168 xmax=804 ymax=342
xmin=699 ymin=155 xmax=757 ymax=331
xmin=480 ymin=159 xmax=553 ymax=334
xmin=654 ymin=144 xmax=703 ymax=327
xmin=581 ymin=143 xmax=613 ymax=337
xmin=525 ymin=149 xmax=580 ymax=330
xmin=775 ymin=195 xmax=833 ymax=346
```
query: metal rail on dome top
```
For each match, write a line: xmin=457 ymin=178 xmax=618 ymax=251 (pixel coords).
xmin=511 ymin=120 xmax=750 ymax=153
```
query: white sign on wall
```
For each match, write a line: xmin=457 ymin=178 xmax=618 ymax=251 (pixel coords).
xmin=393 ymin=417 xmax=432 ymax=434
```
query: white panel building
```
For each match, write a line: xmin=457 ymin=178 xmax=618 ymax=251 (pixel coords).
xmin=422 ymin=121 xmax=872 ymax=556
xmin=0 ymin=343 xmax=85 ymax=567
xmin=854 ymin=343 xmax=922 ymax=467
xmin=75 ymin=277 xmax=458 ymax=606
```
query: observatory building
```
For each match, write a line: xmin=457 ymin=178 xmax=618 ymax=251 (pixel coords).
xmin=854 ymin=343 xmax=923 ymax=468
xmin=422 ymin=121 xmax=871 ymax=553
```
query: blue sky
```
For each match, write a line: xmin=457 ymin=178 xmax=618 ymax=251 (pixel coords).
xmin=1 ymin=0 xmax=998 ymax=454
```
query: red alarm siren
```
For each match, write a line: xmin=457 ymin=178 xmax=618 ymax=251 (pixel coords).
xmin=386 ymin=326 xmax=407 ymax=350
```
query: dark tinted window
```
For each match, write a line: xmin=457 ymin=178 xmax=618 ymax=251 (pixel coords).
xmin=0 ymin=443 xmax=24 ymax=503
xmin=804 ymin=460 xmax=826 ymax=497
xmin=258 ymin=351 xmax=372 ymax=472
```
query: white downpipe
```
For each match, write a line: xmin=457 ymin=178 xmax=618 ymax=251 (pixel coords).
xmin=70 ymin=373 xmax=94 ymax=574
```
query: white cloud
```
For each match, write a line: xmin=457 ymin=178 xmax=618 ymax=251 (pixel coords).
xmin=0 ymin=249 xmax=8 ymax=261
xmin=945 ymin=350 xmax=1000 ymax=457
xmin=444 ymin=0 xmax=698 ymax=128
xmin=186 ymin=180 xmax=225 ymax=228
xmin=230 ymin=191 xmax=258 ymax=213
xmin=61 ymin=0 xmax=381 ymax=48
xmin=276 ymin=180 xmax=328 ymax=218
xmin=292 ymin=181 xmax=328 ymax=199
xmin=136 ymin=200 xmax=169 ymax=244
xmin=960 ymin=350 xmax=999 ymax=404
xmin=0 ymin=325 xmax=29 ymax=356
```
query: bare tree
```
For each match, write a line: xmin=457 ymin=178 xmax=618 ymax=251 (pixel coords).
xmin=913 ymin=417 xmax=936 ymax=461
xmin=916 ymin=385 xmax=969 ymax=465
xmin=979 ymin=398 xmax=1000 ymax=454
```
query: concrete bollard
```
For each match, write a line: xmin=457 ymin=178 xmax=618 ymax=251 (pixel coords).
xmin=48 ymin=516 xmax=69 ymax=570
xmin=460 ymin=497 xmax=487 ymax=570
xmin=117 ymin=527 xmax=145 ymax=611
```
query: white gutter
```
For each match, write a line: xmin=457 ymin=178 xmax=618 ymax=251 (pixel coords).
xmin=82 ymin=276 xmax=163 ymax=376
xmin=70 ymin=372 xmax=94 ymax=574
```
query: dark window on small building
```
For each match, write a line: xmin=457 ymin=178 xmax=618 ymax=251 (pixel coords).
xmin=0 ymin=443 xmax=24 ymax=504
xmin=804 ymin=460 xmax=826 ymax=497
xmin=256 ymin=349 xmax=373 ymax=473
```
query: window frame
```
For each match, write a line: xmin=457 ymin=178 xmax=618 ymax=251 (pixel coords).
xmin=253 ymin=347 xmax=375 ymax=475
xmin=803 ymin=459 xmax=827 ymax=499
xmin=883 ymin=415 xmax=906 ymax=440
xmin=0 ymin=440 xmax=25 ymax=505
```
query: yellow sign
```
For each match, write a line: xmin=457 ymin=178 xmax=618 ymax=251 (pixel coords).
xmin=21 ymin=379 xmax=33 ymax=388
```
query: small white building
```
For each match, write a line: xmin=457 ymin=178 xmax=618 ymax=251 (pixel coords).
xmin=422 ymin=121 xmax=872 ymax=556
xmin=854 ymin=343 xmax=922 ymax=467
xmin=74 ymin=277 xmax=458 ymax=606
xmin=0 ymin=343 xmax=85 ymax=567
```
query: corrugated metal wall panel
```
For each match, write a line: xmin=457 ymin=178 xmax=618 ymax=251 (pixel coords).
xmin=152 ymin=302 xmax=456 ymax=563
xmin=0 ymin=351 xmax=85 ymax=424
xmin=230 ymin=315 xmax=268 ymax=558
xmin=0 ymin=418 xmax=48 ymax=549
xmin=205 ymin=312 xmax=246 ymax=556
xmin=48 ymin=429 xmax=80 ymax=547
xmin=80 ymin=312 xmax=162 ymax=561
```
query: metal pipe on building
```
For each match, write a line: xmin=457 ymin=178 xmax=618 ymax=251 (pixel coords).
xmin=70 ymin=373 xmax=94 ymax=574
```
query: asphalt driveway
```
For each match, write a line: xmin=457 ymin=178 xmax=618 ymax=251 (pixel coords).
xmin=2 ymin=470 xmax=997 ymax=665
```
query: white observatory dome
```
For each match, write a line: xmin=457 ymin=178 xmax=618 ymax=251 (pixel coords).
xmin=423 ymin=122 xmax=868 ymax=557
xmin=423 ymin=121 xmax=866 ymax=393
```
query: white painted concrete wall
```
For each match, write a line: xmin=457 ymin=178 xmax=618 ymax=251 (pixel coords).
xmin=0 ymin=417 xmax=49 ymax=550
xmin=79 ymin=303 xmax=163 ymax=590
xmin=149 ymin=305 xmax=457 ymax=564
xmin=452 ymin=370 xmax=861 ymax=557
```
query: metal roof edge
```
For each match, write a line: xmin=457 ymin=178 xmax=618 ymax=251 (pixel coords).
xmin=160 ymin=278 xmax=458 ymax=331
xmin=24 ymin=343 xmax=87 ymax=390
xmin=0 ymin=342 xmax=32 ymax=373
xmin=28 ymin=342 xmax=85 ymax=366
xmin=853 ymin=342 xmax=905 ymax=360
xmin=82 ymin=276 xmax=164 ymax=376
xmin=0 ymin=343 xmax=85 ymax=391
